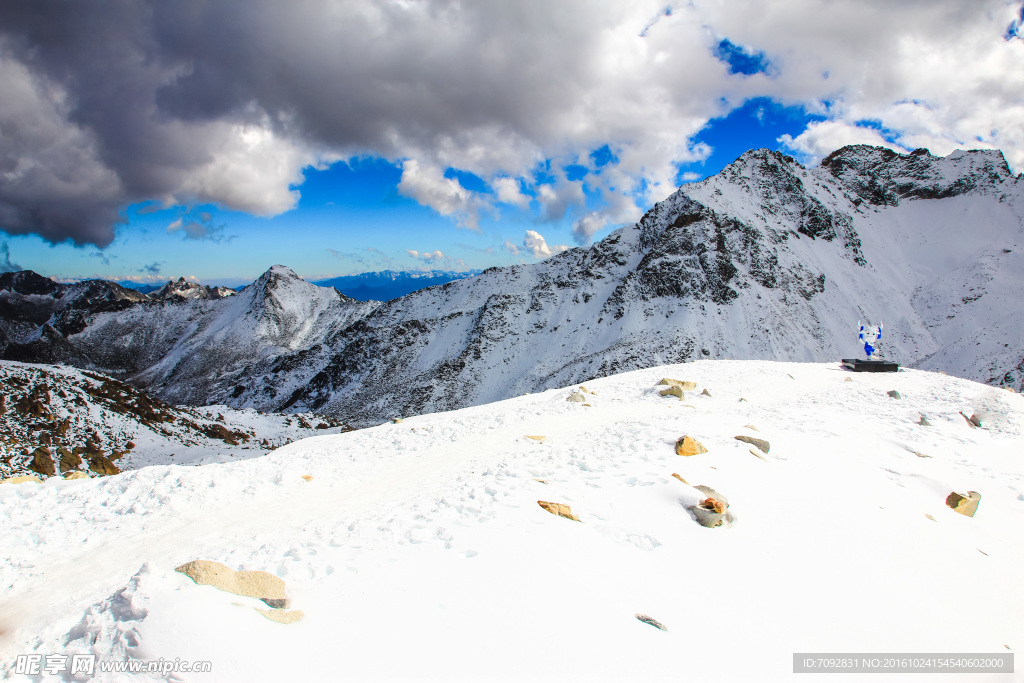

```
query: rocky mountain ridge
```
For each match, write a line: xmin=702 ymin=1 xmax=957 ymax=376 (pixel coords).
xmin=1 ymin=145 xmax=1021 ymax=425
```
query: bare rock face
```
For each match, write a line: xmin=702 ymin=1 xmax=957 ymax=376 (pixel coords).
xmin=537 ymin=500 xmax=580 ymax=521
xmin=29 ymin=446 xmax=55 ymax=476
xmin=58 ymin=447 xmax=81 ymax=472
xmin=675 ymin=436 xmax=708 ymax=456
xmin=946 ymin=491 xmax=982 ymax=517
xmin=88 ymin=455 xmax=120 ymax=476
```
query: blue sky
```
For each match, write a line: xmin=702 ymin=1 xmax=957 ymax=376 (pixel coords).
xmin=1 ymin=1 xmax=1021 ymax=287
xmin=3 ymin=98 xmax=818 ymax=287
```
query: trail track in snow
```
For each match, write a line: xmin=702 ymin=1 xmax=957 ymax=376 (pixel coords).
xmin=0 ymin=383 xmax=681 ymax=659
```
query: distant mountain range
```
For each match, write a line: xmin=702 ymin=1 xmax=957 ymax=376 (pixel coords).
xmin=312 ymin=270 xmax=482 ymax=301
xmin=110 ymin=269 xmax=480 ymax=301
xmin=1 ymin=145 xmax=1021 ymax=426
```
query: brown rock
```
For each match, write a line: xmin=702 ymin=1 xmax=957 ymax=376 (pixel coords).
xmin=524 ymin=435 xmax=547 ymax=442
xmin=675 ymin=436 xmax=707 ymax=456
xmin=88 ymin=455 xmax=120 ymax=476
xmin=63 ymin=471 xmax=90 ymax=480
xmin=945 ymin=491 xmax=981 ymax=517
xmin=537 ymin=500 xmax=580 ymax=521
xmin=659 ymin=386 xmax=684 ymax=399
xmin=58 ymin=448 xmax=81 ymax=472
xmin=29 ymin=446 xmax=55 ymax=476
xmin=658 ymin=378 xmax=697 ymax=391
xmin=176 ymin=560 xmax=287 ymax=605
xmin=670 ymin=473 xmax=689 ymax=484
xmin=734 ymin=435 xmax=770 ymax=454
xmin=693 ymin=485 xmax=729 ymax=506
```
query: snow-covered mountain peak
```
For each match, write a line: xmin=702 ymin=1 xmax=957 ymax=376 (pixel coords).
xmin=151 ymin=277 xmax=235 ymax=301
xmin=0 ymin=270 xmax=62 ymax=296
xmin=820 ymin=144 xmax=1015 ymax=206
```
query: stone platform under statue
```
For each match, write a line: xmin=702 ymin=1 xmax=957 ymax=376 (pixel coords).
xmin=841 ymin=358 xmax=900 ymax=372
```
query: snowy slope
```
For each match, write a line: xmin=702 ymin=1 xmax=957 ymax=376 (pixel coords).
xmin=0 ymin=360 xmax=350 ymax=480
xmin=1 ymin=361 xmax=1021 ymax=681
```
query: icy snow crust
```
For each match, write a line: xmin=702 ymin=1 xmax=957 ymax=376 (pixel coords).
xmin=1 ymin=361 xmax=1021 ymax=681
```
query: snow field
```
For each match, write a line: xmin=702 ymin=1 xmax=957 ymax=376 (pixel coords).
xmin=1 ymin=360 xmax=1022 ymax=681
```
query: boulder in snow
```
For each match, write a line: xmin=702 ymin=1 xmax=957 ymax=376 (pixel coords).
xmin=675 ymin=436 xmax=708 ymax=456
xmin=690 ymin=485 xmax=731 ymax=528
xmin=659 ymin=378 xmax=697 ymax=391
xmin=945 ymin=491 xmax=981 ymax=517
xmin=566 ymin=392 xmax=586 ymax=403
xmin=176 ymin=560 xmax=288 ymax=607
xmin=1 ymin=474 xmax=42 ymax=485
xmin=537 ymin=500 xmax=580 ymax=521
xmin=659 ymin=386 xmax=685 ymax=399
xmin=734 ymin=435 xmax=770 ymax=454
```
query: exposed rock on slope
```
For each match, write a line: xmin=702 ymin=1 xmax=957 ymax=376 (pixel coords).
xmin=0 ymin=360 xmax=347 ymax=480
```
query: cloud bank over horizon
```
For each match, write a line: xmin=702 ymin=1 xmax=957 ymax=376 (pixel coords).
xmin=1 ymin=0 xmax=1022 ymax=248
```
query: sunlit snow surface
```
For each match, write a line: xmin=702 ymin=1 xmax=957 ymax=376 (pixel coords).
xmin=1 ymin=361 xmax=1022 ymax=682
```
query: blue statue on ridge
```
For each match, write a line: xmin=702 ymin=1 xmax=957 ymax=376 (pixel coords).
xmin=858 ymin=320 xmax=882 ymax=359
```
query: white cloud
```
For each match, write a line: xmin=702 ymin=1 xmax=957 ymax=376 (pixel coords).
xmin=398 ymin=161 xmax=481 ymax=229
xmin=509 ymin=231 xmax=570 ymax=260
xmin=407 ymin=249 xmax=447 ymax=264
xmin=492 ymin=177 xmax=531 ymax=209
